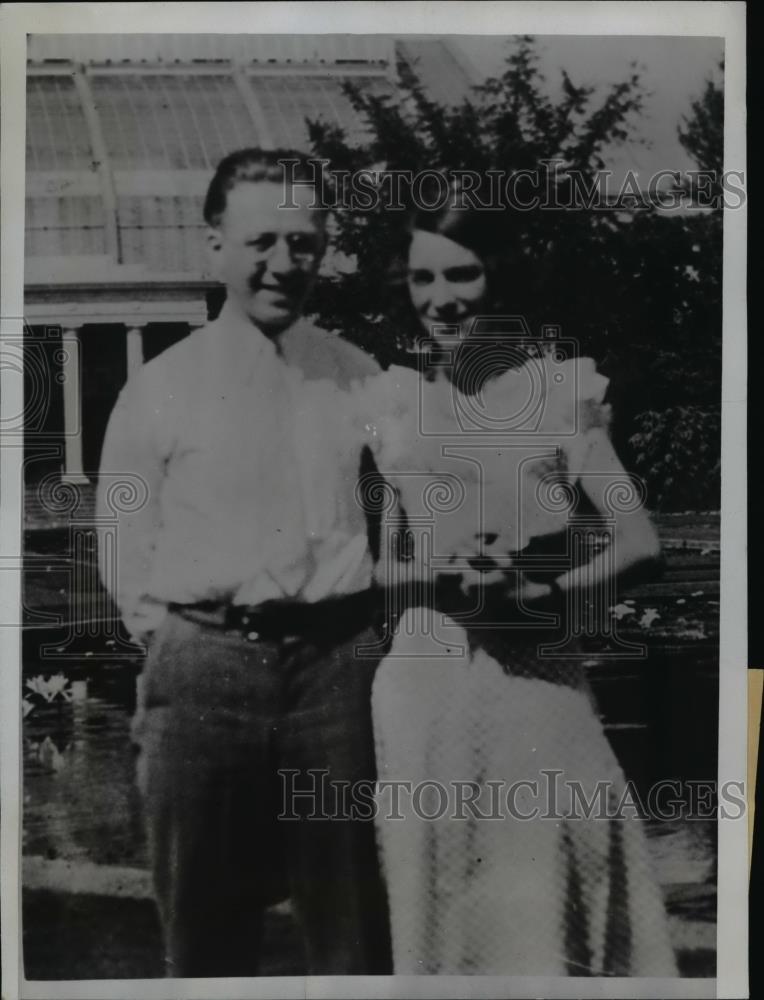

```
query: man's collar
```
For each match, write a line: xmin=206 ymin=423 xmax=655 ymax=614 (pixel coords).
xmin=211 ymin=300 xmax=322 ymax=388
xmin=216 ymin=300 xmax=281 ymax=355
xmin=216 ymin=299 xmax=315 ymax=352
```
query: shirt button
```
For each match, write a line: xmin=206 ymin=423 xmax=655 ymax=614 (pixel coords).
xmin=246 ymin=631 xmax=260 ymax=642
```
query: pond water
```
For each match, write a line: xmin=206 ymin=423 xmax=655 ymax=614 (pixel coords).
xmin=24 ymin=690 xmax=146 ymax=868
xmin=21 ymin=642 xmax=719 ymax=980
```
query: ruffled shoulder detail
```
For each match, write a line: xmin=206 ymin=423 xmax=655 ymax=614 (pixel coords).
xmin=480 ymin=354 xmax=610 ymax=435
xmin=571 ymin=357 xmax=611 ymax=433
xmin=558 ymin=356 xmax=611 ymax=434
xmin=571 ymin=356 xmax=609 ymax=404
xmin=351 ymin=365 xmax=420 ymax=463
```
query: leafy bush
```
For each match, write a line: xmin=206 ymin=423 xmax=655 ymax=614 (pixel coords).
xmin=628 ymin=407 xmax=721 ymax=511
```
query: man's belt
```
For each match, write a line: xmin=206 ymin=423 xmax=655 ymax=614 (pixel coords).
xmin=169 ymin=576 xmax=563 ymax=643
xmin=169 ymin=589 xmax=383 ymax=642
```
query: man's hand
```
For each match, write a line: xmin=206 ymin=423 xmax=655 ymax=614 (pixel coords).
xmin=515 ymin=579 xmax=554 ymax=603
xmin=433 ymin=567 xmax=556 ymax=615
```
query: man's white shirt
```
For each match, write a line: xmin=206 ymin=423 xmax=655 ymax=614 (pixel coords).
xmin=97 ymin=302 xmax=380 ymax=642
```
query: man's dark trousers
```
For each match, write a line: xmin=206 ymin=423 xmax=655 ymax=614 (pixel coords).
xmin=133 ymin=607 xmax=392 ymax=976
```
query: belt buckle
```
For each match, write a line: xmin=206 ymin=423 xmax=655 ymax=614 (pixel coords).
xmin=231 ymin=607 xmax=300 ymax=644
xmin=225 ymin=606 xmax=258 ymax=640
xmin=238 ymin=610 xmax=262 ymax=642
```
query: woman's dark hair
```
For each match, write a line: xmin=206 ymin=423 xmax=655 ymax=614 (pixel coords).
xmin=406 ymin=173 xmax=509 ymax=264
xmin=397 ymin=172 xmax=537 ymax=382
xmin=203 ymin=147 xmax=332 ymax=227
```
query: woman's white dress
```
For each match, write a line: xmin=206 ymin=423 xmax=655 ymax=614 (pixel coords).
xmin=359 ymin=354 xmax=679 ymax=977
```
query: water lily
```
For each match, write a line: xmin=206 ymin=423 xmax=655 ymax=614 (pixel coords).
xmin=639 ymin=608 xmax=661 ymax=629
xmin=610 ymin=603 xmax=636 ymax=621
xmin=37 ymin=735 xmax=66 ymax=773
xmin=25 ymin=673 xmax=73 ymax=703
xmin=676 ymin=624 xmax=707 ymax=641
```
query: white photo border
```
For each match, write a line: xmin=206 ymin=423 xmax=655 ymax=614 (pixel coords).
xmin=0 ymin=3 xmax=747 ymax=999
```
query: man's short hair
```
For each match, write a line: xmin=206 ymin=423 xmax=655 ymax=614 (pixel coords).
xmin=203 ymin=148 xmax=329 ymax=227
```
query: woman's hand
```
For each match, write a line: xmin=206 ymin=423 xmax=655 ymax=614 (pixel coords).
xmin=516 ymin=579 xmax=555 ymax=603
xmin=433 ymin=567 xmax=556 ymax=615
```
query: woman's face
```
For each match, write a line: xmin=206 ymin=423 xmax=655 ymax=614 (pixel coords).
xmin=407 ymin=229 xmax=489 ymax=345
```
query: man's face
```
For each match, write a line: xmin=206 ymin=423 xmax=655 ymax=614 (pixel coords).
xmin=208 ymin=180 xmax=326 ymax=335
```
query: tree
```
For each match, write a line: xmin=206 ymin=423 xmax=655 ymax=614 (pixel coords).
xmin=307 ymin=37 xmax=648 ymax=363
xmin=305 ymin=37 xmax=723 ymax=511
xmin=678 ymin=65 xmax=724 ymax=180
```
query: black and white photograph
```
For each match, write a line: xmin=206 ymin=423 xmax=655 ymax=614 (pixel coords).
xmin=0 ymin=3 xmax=748 ymax=998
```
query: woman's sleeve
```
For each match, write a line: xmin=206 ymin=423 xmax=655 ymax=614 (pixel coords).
xmin=576 ymin=356 xmax=612 ymax=433
xmin=352 ymin=366 xmax=420 ymax=469
xmin=558 ymin=357 xmax=613 ymax=479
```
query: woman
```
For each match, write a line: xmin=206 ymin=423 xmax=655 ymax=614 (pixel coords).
xmin=360 ymin=179 xmax=679 ymax=977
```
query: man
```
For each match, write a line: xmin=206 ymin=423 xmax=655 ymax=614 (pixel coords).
xmin=97 ymin=149 xmax=391 ymax=976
